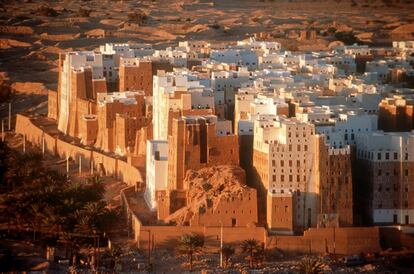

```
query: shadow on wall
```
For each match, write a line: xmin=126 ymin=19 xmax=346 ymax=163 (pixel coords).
xmin=14 ymin=114 xmax=143 ymax=187
xmin=380 ymin=227 xmax=414 ymax=250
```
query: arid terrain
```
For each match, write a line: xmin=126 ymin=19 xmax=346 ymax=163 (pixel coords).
xmin=1 ymin=0 xmax=414 ymax=272
xmin=1 ymin=0 xmax=414 ymax=114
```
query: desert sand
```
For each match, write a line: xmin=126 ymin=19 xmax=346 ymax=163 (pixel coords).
xmin=0 ymin=0 xmax=413 ymax=113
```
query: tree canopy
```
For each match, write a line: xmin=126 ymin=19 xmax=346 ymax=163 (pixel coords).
xmin=0 ymin=141 xmax=116 ymax=260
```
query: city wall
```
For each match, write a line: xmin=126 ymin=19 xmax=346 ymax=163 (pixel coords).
xmin=120 ymin=186 xmax=384 ymax=255
xmin=120 ymin=187 xmax=266 ymax=251
xmin=138 ymin=226 xmax=266 ymax=252
xmin=267 ymin=227 xmax=381 ymax=255
xmin=15 ymin=114 xmax=143 ymax=187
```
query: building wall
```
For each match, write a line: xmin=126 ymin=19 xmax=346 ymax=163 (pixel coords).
xmin=134 ymin=125 xmax=153 ymax=156
xmin=122 ymin=187 xmax=265 ymax=249
xmin=251 ymin=147 xmax=269 ymax=226
xmin=119 ymin=62 xmax=152 ymax=95
xmin=253 ymin=119 xmax=320 ymax=231
xmin=121 ymin=187 xmax=382 ymax=256
xmin=355 ymin=132 xmax=414 ymax=225
xmin=267 ymin=192 xmax=295 ymax=233
xmin=267 ymin=227 xmax=381 ymax=255
xmin=318 ymin=140 xmax=353 ymax=227
xmin=366 ymin=160 xmax=414 ymax=224
xmin=119 ymin=60 xmax=173 ymax=96
xmin=378 ymin=98 xmax=414 ymax=132
xmin=167 ymin=118 xmax=186 ymax=190
xmin=57 ymin=53 xmax=66 ymax=133
xmin=96 ymin=93 xmax=147 ymax=154
xmin=66 ymin=68 xmax=98 ymax=138
xmin=167 ymin=118 xmax=239 ymax=191
xmin=57 ymin=51 xmax=104 ymax=135
xmin=47 ymin=90 xmax=58 ymax=120
xmin=162 ymin=117 xmax=239 ymax=217
xmin=115 ymin=115 xmax=130 ymax=152
xmin=355 ymin=55 xmax=374 ymax=73
xmin=152 ymin=75 xmax=213 ymax=141
xmin=92 ymin=79 xmax=107 ymax=95
xmin=79 ymin=116 xmax=98 ymax=145
xmin=145 ymin=140 xmax=169 ymax=210
xmin=190 ymin=187 xmax=258 ymax=227
xmin=253 ymin=117 xmax=354 ymax=231
xmin=114 ymin=114 xmax=147 ymax=156
xmin=15 ymin=114 xmax=143 ymax=187
xmin=137 ymin=225 xmax=266 ymax=251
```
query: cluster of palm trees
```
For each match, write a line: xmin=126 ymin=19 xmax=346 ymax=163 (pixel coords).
xmin=178 ymin=234 xmax=324 ymax=273
xmin=0 ymin=141 xmax=117 ymax=268
xmin=178 ymin=234 xmax=265 ymax=271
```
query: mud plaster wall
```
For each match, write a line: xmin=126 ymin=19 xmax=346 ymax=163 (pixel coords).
xmin=15 ymin=114 xmax=143 ymax=187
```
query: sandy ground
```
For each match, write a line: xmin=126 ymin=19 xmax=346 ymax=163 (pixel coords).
xmin=0 ymin=0 xmax=414 ymax=112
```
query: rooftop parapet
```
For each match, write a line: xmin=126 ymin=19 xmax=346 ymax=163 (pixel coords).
xmin=97 ymin=91 xmax=145 ymax=105
xmin=268 ymin=188 xmax=296 ymax=197
xmin=328 ymin=146 xmax=351 ymax=155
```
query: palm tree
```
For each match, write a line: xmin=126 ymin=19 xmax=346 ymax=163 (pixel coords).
xmin=82 ymin=175 xmax=105 ymax=203
xmin=253 ymin=243 xmax=266 ymax=267
xmin=0 ymin=193 xmax=22 ymax=232
xmin=3 ymin=153 xmax=21 ymax=192
xmin=28 ymin=203 xmax=44 ymax=241
xmin=2 ymin=192 xmax=30 ymax=232
xmin=74 ymin=201 xmax=115 ymax=270
xmin=0 ymin=141 xmax=11 ymax=192
xmin=42 ymin=203 xmax=60 ymax=225
xmin=221 ymin=244 xmax=235 ymax=268
xmin=87 ymin=175 xmax=104 ymax=191
xmin=241 ymin=238 xmax=260 ymax=269
xmin=74 ymin=214 xmax=96 ymax=268
xmin=107 ymin=244 xmax=122 ymax=270
xmin=299 ymin=256 xmax=324 ymax=274
xmin=19 ymin=152 xmax=43 ymax=184
xmin=177 ymin=233 xmax=204 ymax=272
